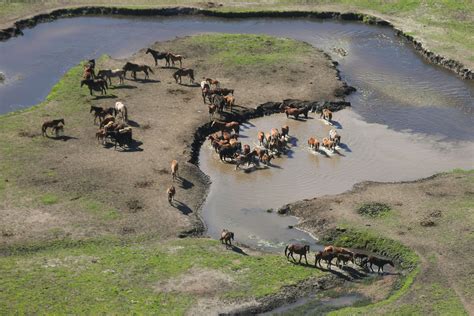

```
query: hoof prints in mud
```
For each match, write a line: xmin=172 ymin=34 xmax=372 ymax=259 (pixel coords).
xmin=188 ymin=99 xmax=350 ymax=165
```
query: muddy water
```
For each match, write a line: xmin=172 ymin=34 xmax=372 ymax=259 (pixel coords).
xmin=0 ymin=16 xmax=473 ymax=250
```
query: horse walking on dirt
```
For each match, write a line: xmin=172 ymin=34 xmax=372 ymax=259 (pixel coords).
xmin=146 ymin=48 xmax=170 ymax=67
xmin=114 ymin=101 xmax=128 ymax=122
xmin=220 ymin=229 xmax=234 ymax=247
xmin=173 ymin=68 xmax=194 ymax=84
xmin=122 ymin=62 xmax=153 ymax=80
xmin=97 ymin=69 xmax=125 ymax=85
xmin=168 ymin=53 xmax=184 ymax=67
xmin=364 ymin=256 xmax=394 ymax=274
xmin=42 ymin=119 xmax=65 ymax=137
xmin=81 ymin=79 xmax=108 ymax=95
xmin=285 ymin=244 xmax=310 ymax=264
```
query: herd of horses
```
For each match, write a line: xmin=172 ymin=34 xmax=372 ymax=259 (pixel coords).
xmin=40 ymin=47 xmax=394 ymax=283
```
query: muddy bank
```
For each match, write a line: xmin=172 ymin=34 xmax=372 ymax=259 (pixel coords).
xmin=0 ymin=6 xmax=472 ymax=80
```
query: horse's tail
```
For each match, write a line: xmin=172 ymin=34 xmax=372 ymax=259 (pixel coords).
xmin=284 ymin=245 xmax=289 ymax=257
xmin=147 ymin=66 xmax=154 ymax=74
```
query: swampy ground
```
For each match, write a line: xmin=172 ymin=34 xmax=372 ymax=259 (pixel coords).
xmin=0 ymin=1 xmax=473 ymax=70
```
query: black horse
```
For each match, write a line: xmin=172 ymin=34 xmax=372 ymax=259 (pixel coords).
xmin=145 ymin=48 xmax=170 ymax=67
xmin=122 ymin=62 xmax=153 ymax=80
xmin=81 ymin=79 xmax=107 ymax=95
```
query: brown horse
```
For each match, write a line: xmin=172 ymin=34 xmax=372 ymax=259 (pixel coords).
xmin=323 ymin=245 xmax=354 ymax=256
xmin=211 ymin=120 xmax=240 ymax=134
xmin=336 ymin=253 xmax=354 ymax=268
xmin=329 ymin=129 xmax=341 ymax=146
xmin=168 ymin=53 xmax=184 ymax=67
xmin=220 ymin=229 xmax=234 ymax=247
xmin=42 ymin=119 xmax=65 ymax=137
xmin=173 ymin=68 xmax=194 ymax=84
xmin=223 ymin=95 xmax=235 ymax=112
xmin=315 ymin=251 xmax=337 ymax=269
xmin=284 ymin=107 xmax=309 ymax=120
xmin=167 ymin=185 xmax=176 ymax=203
xmin=308 ymin=137 xmax=320 ymax=151
xmin=365 ymin=256 xmax=394 ymax=274
xmin=206 ymin=78 xmax=220 ymax=88
xmin=285 ymin=244 xmax=310 ymax=264
xmin=122 ymin=62 xmax=153 ymax=80
xmin=322 ymin=137 xmax=336 ymax=151
xmin=171 ymin=160 xmax=179 ymax=181
xmin=146 ymin=48 xmax=170 ymax=67
xmin=321 ymin=108 xmax=332 ymax=121
xmin=281 ymin=125 xmax=289 ymax=138
xmin=257 ymin=131 xmax=265 ymax=146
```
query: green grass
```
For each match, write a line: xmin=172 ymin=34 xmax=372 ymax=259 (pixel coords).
xmin=0 ymin=238 xmax=323 ymax=314
xmin=40 ymin=193 xmax=59 ymax=205
xmin=186 ymin=34 xmax=313 ymax=67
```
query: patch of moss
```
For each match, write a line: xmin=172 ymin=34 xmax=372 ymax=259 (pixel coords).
xmin=357 ymin=202 xmax=391 ymax=218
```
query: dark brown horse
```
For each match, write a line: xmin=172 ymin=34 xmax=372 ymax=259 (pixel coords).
xmin=315 ymin=251 xmax=337 ymax=269
xmin=211 ymin=120 xmax=239 ymax=134
xmin=168 ymin=53 xmax=184 ymax=67
xmin=146 ymin=48 xmax=170 ymax=67
xmin=42 ymin=119 xmax=64 ymax=137
xmin=285 ymin=244 xmax=310 ymax=264
xmin=81 ymin=79 xmax=107 ymax=95
xmin=122 ymin=62 xmax=153 ymax=80
xmin=173 ymin=68 xmax=194 ymax=84
xmin=365 ymin=256 xmax=394 ymax=274
xmin=284 ymin=106 xmax=309 ymax=119
xmin=220 ymin=229 xmax=234 ymax=247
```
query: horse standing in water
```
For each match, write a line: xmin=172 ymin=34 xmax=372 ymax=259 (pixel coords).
xmin=146 ymin=48 xmax=170 ymax=67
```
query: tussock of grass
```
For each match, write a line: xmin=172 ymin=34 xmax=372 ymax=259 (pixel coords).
xmin=357 ymin=202 xmax=391 ymax=218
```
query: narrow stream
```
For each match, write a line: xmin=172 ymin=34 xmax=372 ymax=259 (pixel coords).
xmin=0 ymin=16 xmax=473 ymax=251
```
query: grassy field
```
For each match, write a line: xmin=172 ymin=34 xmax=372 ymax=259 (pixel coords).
xmin=0 ymin=1 xmax=472 ymax=68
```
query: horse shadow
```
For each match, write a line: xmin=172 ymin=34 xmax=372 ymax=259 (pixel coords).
xmin=178 ymin=177 xmax=194 ymax=190
xmin=341 ymin=266 xmax=368 ymax=279
xmin=338 ymin=143 xmax=351 ymax=152
xmin=314 ymin=265 xmax=352 ymax=281
xmin=330 ymin=120 xmax=342 ymax=129
xmin=287 ymin=259 xmax=314 ymax=268
xmin=93 ymin=95 xmax=117 ymax=100
xmin=228 ymin=244 xmax=249 ymax=256
xmin=135 ymin=78 xmax=160 ymax=84
xmin=172 ymin=200 xmax=193 ymax=215
xmin=178 ymin=82 xmax=200 ymax=88
xmin=104 ymin=139 xmax=143 ymax=152
xmin=333 ymin=149 xmax=346 ymax=157
xmin=49 ymin=135 xmax=78 ymax=142
xmin=127 ymin=120 xmax=140 ymax=128
xmin=110 ymin=84 xmax=137 ymax=90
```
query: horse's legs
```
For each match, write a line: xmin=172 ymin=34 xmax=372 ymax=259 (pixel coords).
xmin=304 ymin=254 xmax=308 ymax=265
xmin=89 ymin=88 xmax=93 ymax=96
xmin=298 ymin=254 xmax=302 ymax=263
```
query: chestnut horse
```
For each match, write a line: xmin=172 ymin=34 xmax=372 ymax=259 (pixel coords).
xmin=171 ymin=160 xmax=179 ymax=181
xmin=308 ymin=137 xmax=320 ymax=151
xmin=167 ymin=185 xmax=176 ymax=203
xmin=285 ymin=244 xmax=310 ymax=264
xmin=321 ymin=108 xmax=332 ymax=121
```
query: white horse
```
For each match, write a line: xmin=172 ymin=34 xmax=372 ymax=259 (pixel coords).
xmin=114 ymin=101 xmax=128 ymax=122
xmin=329 ymin=129 xmax=341 ymax=146
xmin=97 ymin=69 xmax=125 ymax=85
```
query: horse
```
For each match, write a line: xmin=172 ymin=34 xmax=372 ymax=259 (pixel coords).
xmin=336 ymin=253 xmax=354 ymax=268
xmin=365 ymin=256 xmax=394 ymax=274
xmin=321 ymin=108 xmax=332 ymax=121
xmin=322 ymin=137 xmax=336 ymax=151
xmin=211 ymin=120 xmax=239 ymax=134
xmin=167 ymin=185 xmax=176 ymax=203
xmin=100 ymin=115 xmax=115 ymax=129
xmin=261 ymin=152 xmax=274 ymax=165
xmin=168 ymin=53 xmax=184 ymax=67
xmin=354 ymin=253 xmax=368 ymax=265
xmin=281 ymin=125 xmax=289 ymax=138
xmin=284 ymin=107 xmax=309 ymax=120
xmin=257 ymin=131 xmax=265 ymax=146
xmin=329 ymin=129 xmax=341 ymax=146
xmin=122 ymin=62 xmax=153 ymax=80
xmin=41 ymin=119 xmax=64 ymax=137
xmin=223 ymin=95 xmax=235 ymax=112
xmin=208 ymin=104 xmax=218 ymax=120
xmin=145 ymin=48 xmax=170 ymax=67
xmin=83 ymin=59 xmax=95 ymax=79
xmin=220 ymin=229 xmax=234 ymax=247
xmin=81 ymin=79 xmax=107 ymax=95
xmin=97 ymin=69 xmax=125 ymax=85
xmin=285 ymin=244 xmax=310 ymax=264
xmin=235 ymin=149 xmax=258 ymax=170
xmin=105 ymin=127 xmax=132 ymax=150
xmin=323 ymin=245 xmax=354 ymax=256
xmin=173 ymin=68 xmax=194 ymax=84
xmin=90 ymin=105 xmax=107 ymax=125
xmin=212 ymin=94 xmax=226 ymax=112
xmin=114 ymin=101 xmax=128 ymax=122
xmin=95 ymin=128 xmax=106 ymax=144
xmin=308 ymin=137 xmax=320 ymax=151
xmin=219 ymin=142 xmax=241 ymax=162
xmin=206 ymin=78 xmax=220 ymax=88
xmin=315 ymin=251 xmax=337 ymax=269
xmin=171 ymin=160 xmax=179 ymax=181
